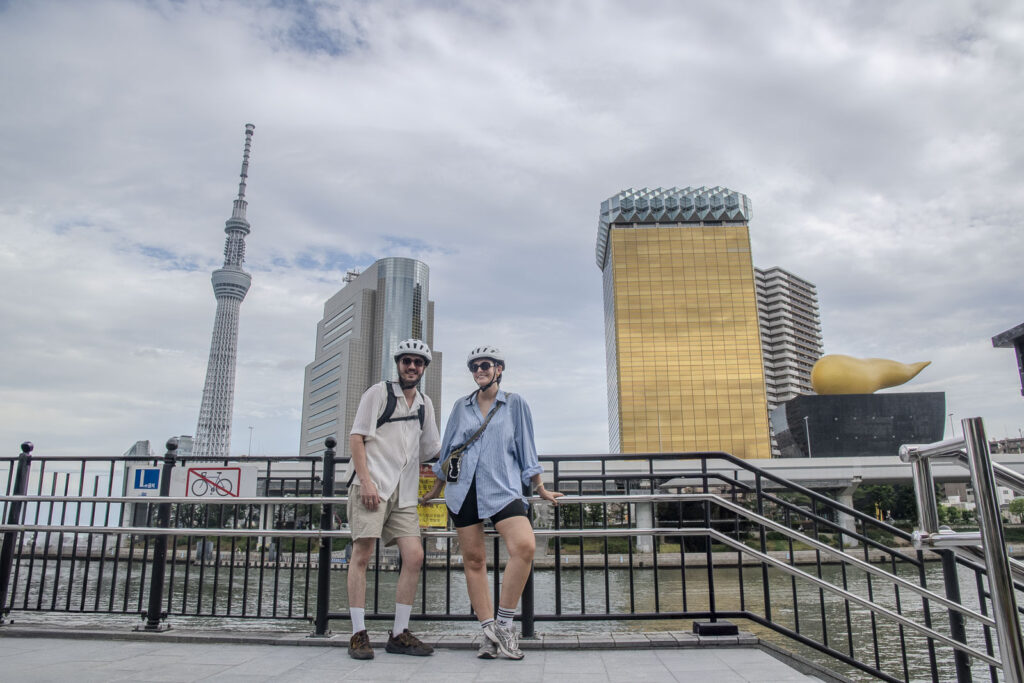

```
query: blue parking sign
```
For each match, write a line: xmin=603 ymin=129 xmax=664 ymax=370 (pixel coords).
xmin=134 ymin=468 xmax=159 ymax=490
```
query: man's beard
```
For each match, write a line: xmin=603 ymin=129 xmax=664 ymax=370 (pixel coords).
xmin=398 ymin=376 xmax=420 ymax=390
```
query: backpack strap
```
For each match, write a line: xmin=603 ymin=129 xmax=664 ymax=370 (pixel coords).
xmin=376 ymin=381 xmax=425 ymax=430
xmin=375 ymin=381 xmax=399 ymax=429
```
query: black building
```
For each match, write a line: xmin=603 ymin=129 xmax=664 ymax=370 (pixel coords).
xmin=771 ymin=392 xmax=946 ymax=458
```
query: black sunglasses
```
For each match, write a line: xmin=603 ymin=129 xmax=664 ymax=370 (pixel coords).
xmin=400 ymin=357 xmax=425 ymax=367
xmin=469 ymin=361 xmax=496 ymax=373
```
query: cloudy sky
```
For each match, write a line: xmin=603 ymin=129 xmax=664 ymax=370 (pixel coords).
xmin=1 ymin=0 xmax=1022 ymax=460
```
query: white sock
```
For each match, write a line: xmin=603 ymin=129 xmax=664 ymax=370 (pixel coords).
xmin=496 ymin=606 xmax=515 ymax=628
xmin=393 ymin=603 xmax=412 ymax=634
xmin=351 ymin=607 xmax=365 ymax=634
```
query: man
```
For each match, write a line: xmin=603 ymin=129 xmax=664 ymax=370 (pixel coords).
xmin=345 ymin=338 xmax=441 ymax=660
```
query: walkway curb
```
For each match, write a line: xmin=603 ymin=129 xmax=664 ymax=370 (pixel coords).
xmin=0 ymin=623 xmax=758 ymax=650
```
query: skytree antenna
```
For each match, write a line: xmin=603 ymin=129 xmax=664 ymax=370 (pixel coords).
xmin=193 ymin=124 xmax=255 ymax=460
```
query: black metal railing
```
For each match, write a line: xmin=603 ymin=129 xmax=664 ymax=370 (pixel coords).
xmin=2 ymin=439 xmax=1022 ymax=682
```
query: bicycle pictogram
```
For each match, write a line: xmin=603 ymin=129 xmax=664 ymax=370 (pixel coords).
xmin=186 ymin=467 xmax=240 ymax=498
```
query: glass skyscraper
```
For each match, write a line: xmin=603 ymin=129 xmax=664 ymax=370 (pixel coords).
xmin=597 ymin=187 xmax=771 ymax=459
xmin=298 ymin=257 xmax=441 ymax=458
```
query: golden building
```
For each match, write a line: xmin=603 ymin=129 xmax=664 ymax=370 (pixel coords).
xmin=597 ymin=187 xmax=771 ymax=458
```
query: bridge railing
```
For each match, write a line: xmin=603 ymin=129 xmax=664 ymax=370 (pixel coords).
xmin=2 ymin=438 xmax=1022 ymax=682
xmin=902 ymin=417 xmax=1024 ymax=683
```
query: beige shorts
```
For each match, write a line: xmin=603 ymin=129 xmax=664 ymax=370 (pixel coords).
xmin=347 ymin=484 xmax=420 ymax=546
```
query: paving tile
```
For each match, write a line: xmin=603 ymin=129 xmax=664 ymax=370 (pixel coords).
xmin=610 ymin=633 xmax=650 ymax=648
xmin=474 ymin=663 xmax=545 ymax=681
xmin=117 ymin=662 xmax=233 ymax=682
xmin=541 ymin=635 xmax=579 ymax=649
xmin=577 ymin=634 xmax=611 ymax=649
xmin=672 ymin=669 xmax=745 ymax=683
xmin=542 ymin=650 xmax=609 ymax=673
xmin=0 ymin=631 xmax=819 ymax=683
xmin=670 ymin=632 xmax=700 ymax=647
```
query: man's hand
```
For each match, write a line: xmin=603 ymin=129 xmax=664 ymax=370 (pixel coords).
xmin=359 ymin=481 xmax=381 ymax=511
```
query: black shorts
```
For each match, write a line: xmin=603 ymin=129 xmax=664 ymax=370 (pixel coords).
xmin=448 ymin=478 xmax=529 ymax=529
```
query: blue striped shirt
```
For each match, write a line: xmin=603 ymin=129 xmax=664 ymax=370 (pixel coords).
xmin=433 ymin=389 xmax=543 ymax=519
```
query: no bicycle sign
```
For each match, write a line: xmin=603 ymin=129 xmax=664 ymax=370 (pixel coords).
xmin=169 ymin=465 xmax=258 ymax=498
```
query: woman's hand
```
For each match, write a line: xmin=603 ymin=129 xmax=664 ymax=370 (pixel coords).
xmin=537 ymin=486 xmax=564 ymax=506
xmin=419 ymin=481 xmax=445 ymax=506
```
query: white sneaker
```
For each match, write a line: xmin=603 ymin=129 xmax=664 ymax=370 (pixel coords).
xmin=477 ymin=637 xmax=498 ymax=659
xmin=483 ymin=621 xmax=524 ymax=660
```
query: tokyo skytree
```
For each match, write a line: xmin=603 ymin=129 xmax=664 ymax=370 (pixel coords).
xmin=192 ymin=124 xmax=255 ymax=460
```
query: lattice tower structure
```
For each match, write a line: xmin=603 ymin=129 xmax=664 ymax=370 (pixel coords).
xmin=193 ymin=124 xmax=255 ymax=460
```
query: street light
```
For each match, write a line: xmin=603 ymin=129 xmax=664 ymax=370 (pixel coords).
xmin=247 ymin=426 xmax=254 ymax=458
xmin=948 ymin=413 xmax=956 ymax=438
xmin=803 ymin=415 xmax=813 ymax=458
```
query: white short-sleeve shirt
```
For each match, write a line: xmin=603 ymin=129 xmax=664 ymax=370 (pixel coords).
xmin=347 ymin=381 xmax=441 ymax=508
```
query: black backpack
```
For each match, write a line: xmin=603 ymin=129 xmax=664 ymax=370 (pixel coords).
xmin=376 ymin=381 xmax=425 ymax=430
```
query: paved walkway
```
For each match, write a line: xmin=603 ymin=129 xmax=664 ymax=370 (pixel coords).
xmin=0 ymin=627 xmax=831 ymax=682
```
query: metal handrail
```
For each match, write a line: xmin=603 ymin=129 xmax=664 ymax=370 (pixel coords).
xmin=903 ymin=419 xmax=1024 ymax=683
xmin=0 ymin=490 xmax=995 ymax=629
xmin=0 ymin=523 xmax=1001 ymax=668
xmin=901 ymin=437 xmax=1024 ymax=495
xmin=704 ymin=529 xmax=1002 ymax=669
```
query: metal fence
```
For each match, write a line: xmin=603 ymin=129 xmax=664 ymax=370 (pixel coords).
xmin=3 ymin=435 xmax=1023 ymax=682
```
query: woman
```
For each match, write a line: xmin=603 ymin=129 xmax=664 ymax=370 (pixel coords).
xmin=421 ymin=345 xmax=562 ymax=660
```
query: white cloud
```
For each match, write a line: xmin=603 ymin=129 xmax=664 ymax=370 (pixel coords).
xmin=1 ymin=0 xmax=1022 ymax=460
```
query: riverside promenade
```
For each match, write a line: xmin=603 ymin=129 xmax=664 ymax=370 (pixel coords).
xmin=0 ymin=625 xmax=832 ymax=682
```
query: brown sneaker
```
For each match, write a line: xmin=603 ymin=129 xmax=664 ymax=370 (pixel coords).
xmin=348 ymin=629 xmax=374 ymax=660
xmin=384 ymin=629 xmax=434 ymax=656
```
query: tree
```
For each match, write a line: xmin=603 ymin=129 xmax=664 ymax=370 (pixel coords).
xmin=1008 ymin=497 xmax=1024 ymax=522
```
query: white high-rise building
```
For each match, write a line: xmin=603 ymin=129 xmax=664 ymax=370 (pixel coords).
xmin=755 ymin=266 xmax=823 ymax=409
xmin=298 ymin=257 xmax=442 ymax=459
xmin=193 ymin=125 xmax=255 ymax=460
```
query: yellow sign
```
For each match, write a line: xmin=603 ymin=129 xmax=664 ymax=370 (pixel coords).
xmin=417 ymin=465 xmax=447 ymax=528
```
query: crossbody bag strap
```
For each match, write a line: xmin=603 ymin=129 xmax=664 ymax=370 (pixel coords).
xmin=459 ymin=402 xmax=501 ymax=454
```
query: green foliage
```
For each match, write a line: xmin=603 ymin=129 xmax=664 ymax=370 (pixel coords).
xmin=1008 ymin=497 xmax=1024 ymax=518
xmin=852 ymin=483 xmax=918 ymax=522
xmin=558 ymin=502 xmax=608 ymax=528
xmin=937 ymin=504 xmax=977 ymax=526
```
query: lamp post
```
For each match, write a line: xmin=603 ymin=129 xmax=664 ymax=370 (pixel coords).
xmin=803 ymin=415 xmax=813 ymax=458
xmin=247 ymin=426 xmax=254 ymax=458
xmin=949 ymin=413 xmax=956 ymax=438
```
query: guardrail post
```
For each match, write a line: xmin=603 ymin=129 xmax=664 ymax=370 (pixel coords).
xmin=963 ymin=417 xmax=1024 ymax=682
xmin=140 ymin=438 xmax=176 ymax=631
xmin=0 ymin=442 xmax=33 ymax=625
xmin=908 ymin=448 xmax=972 ymax=682
xmin=313 ymin=437 xmax=337 ymax=636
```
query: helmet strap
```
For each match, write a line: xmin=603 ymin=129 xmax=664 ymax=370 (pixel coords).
xmin=474 ymin=365 xmax=502 ymax=395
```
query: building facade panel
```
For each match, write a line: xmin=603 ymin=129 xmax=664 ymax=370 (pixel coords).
xmin=599 ymin=187 xmax=771 ymax=459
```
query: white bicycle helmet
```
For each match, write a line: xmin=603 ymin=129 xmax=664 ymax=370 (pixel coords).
xmin=394 ymin=339 xmax=432 ymax=366
xmin=466 ymin=345 xmax=505 ymax=368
